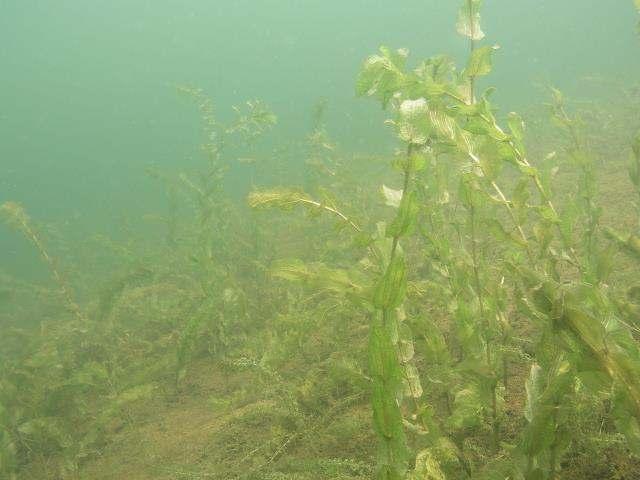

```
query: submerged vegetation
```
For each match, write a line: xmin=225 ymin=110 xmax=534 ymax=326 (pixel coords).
xmin=1 ymin=2 xmax=640 ymax=479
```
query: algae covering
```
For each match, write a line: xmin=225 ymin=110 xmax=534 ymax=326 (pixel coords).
xmin=2 ymin=1 xmax=640 ymax=479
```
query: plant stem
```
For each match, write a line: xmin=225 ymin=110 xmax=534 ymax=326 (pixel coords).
xmin=465 ymin=11 xmax=499 ymax=448
xmin=466 ymin=0 xmax=477 ymax=104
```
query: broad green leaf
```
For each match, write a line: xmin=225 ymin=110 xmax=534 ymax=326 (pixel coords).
xmin=356 ymin=46 xmax=409 ymax=108
xmin=447 ymin=386 xmax=483 ymax=430
xmin=417 ymin=77 xmax=448 ymax=98
xmin=373 ymin=255 xmax=407 ymax=309
xmin=415 ymin=55 xmax=455 ymax=82
xmin=387 ymin=191 xmax=419 ymax=238
xmin=463 ymin=45 xmax=499 ymax=78
xmin=382 ymin=185 xmax=403 ymax=208
xmin=462 ymin=116 xmax=509 ymax=141
xmin=396 ymin=98 xmax=432 ymax=145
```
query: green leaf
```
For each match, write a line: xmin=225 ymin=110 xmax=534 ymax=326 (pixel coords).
xmin=396 ymin=98 xmax=432 ymax=145
xmin=604 ymin=227 xmax=640 ymax=260
xmin=463 ymin=45 xmax=499 ymax=78
xmin=550 ymin=86 xmax=564 ymax=106
xmin=408 ymin=152 xmax=427 ymax=172
xmin=614 ymin=388 xmax=640 ymax=455
xmin=247 ymin=188 xmax=311 ymax=210
xmin=577 ymin=370 xmax=611 ymax=392
xmin=418 ymin=317 xmax=450 ymax=365
xmin=382 ymin=185 xmax=403 ymax=208
xmin=518 ymin=163 xmax=539 ymax=178
xmin=410 ymin=449 xmax=446 ymax=480
xmin=484 ymin=218 xmax=527 ymax=247
xmin=373 ymin=255 xmax=407 ymax=309
xmin=521 ymin=360 xmax=573 ymax=457
xmin=447 ymin=386 xmax=483 ymax=430
xmin=356 ymin=46 xmax=409 ymax=108
xmin=524 ymin=363 xmax=542 ymax=423
xmin=402 ymin=364 xmax=423 ymax=399
xmin=507 ymin=113 xmax=524 ymax=140
xmin=271 ymin=259 xmax=366 ymax=296
xmin=462 ymin=116 xmax=508 ymax=141
xmin=387 ymin=191 xmax=419 ymax=238
xmin=415 ymin=56 xmax=456 ymax=82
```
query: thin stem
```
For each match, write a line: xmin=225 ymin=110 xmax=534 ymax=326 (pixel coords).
xmin=8 ymin=209 xmax=86 ymax=323
xmin=467 ymin=0 xmax=477 ymax=104
xmin=465 ymin=20 xmax=499 ymax=448
xmin=295 ymin=198 xmax=363 ymax=234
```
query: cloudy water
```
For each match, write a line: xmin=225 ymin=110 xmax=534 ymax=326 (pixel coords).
xmin=1 ymin=2 xmax=640 ymax=479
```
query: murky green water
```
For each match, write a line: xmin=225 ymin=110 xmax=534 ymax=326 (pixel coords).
xmin=1 ymin=2 xmax=640 ymax=479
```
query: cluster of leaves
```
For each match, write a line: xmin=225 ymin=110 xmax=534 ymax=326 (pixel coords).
xmin=249 ymin=2 xmax=640 ymax=479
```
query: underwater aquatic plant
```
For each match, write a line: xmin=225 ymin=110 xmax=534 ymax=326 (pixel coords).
xmin=1 ymin=2 xmax=640 ymax=479
xmin=249 ymin=1 xmax=640 ymax=478
xmin=0 ymin=202 xmax=86 ymax=323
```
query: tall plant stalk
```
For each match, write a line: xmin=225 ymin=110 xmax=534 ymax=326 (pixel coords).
xmin=459 ymin=0 xmax=500 ymax=449
xmin=370 ymin=143 xmax=416 ymax=479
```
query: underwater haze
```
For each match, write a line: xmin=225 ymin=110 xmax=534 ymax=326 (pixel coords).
xmin=1 ymin=1 xmax=637 ymax=227
xmin=1 ymin=1 xmax=640 ymax=479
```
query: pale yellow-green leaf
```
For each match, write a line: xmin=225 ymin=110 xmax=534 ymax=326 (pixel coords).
xmin=456 ymin=0 xmax=485 ymax=41
xmin=382 ymin=185 xmax=403 ymax=208
xmin=411 ymin=449 xmax=446 ymax=480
